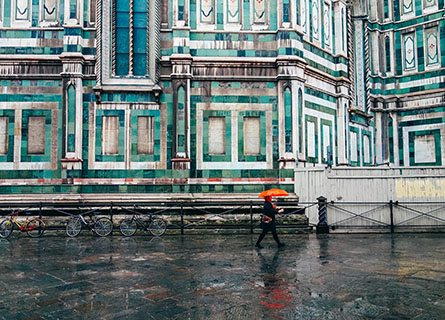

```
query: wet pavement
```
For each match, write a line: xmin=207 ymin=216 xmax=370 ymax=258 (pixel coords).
xmin=0 ymin=233 xmax=444 ymax=320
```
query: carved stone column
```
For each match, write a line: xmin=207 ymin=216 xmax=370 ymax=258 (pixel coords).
xmin=374 ymin=102 xmax=384 ymax=165
xmin=391 ymin=111 xmax=400 ymax=166
xmin=171 ymin=54 xmax=192 ymax=170
xmin=336 ymin=79 xmax=351 ymax=166
xmin=276 ymin=56 xmax=306 ymax=169
xmin=59 ymin=52 xmax=85 ymax=182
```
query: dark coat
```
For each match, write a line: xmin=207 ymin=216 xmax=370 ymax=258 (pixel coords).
xmin=261 ymin=201 xmax=279 ymax=231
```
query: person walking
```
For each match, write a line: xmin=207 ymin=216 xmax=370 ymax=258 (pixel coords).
xmin=255 ymin=196 xmax=285 ymax=248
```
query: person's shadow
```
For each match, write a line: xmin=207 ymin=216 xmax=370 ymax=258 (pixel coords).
xmin=257 ymin=249 xmax=291 ymax=310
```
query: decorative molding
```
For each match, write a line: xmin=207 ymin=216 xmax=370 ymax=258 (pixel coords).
xmin=99 ymin=0 xmax=161 ymax=87
xmin=59 ymin=52 xmax=85 ymax=77
xmin=347 ymin=5 xmax=356 ymax=106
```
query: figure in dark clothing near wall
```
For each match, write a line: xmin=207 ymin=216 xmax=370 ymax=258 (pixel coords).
xmin=255 ymin=196 xmax=285 ymax=248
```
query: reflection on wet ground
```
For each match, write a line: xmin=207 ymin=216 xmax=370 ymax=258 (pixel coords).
xmin=0 ymin=233 xmax=444 ymax=319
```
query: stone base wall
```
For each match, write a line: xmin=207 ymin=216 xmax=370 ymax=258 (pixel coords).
xmin=0 ymin=193 xmax=308 ymax=233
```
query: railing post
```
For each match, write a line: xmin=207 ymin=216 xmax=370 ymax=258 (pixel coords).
xmin=110 ymin=202 xmax=113 ymax=225
xmin=389 ymin=200 xmax=394 ymax=233
xmin=180 ymin=202 xmax=184 ymax=235
xmin=250 ymin=201 xmax=253 ymax=234
xmin=316 ymin=196 xmax=329 ymax=234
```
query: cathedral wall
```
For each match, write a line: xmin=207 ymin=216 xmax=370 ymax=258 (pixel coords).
xmin=0 ymin=0 xmax=442 ymax=198
xmin=369 ymin=0 xmax=445 ymax=167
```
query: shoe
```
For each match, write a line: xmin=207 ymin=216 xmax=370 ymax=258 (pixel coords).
xmin=278 ymin=243 xmax=285 ymax=248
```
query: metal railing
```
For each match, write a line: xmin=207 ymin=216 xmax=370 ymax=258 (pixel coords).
xmin=316 ymin=198 xmax=445 ymax=232
xmin=0 ymin=200 xmax=307 ymax=234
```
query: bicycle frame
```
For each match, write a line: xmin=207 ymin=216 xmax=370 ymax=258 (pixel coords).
xmin=65 ymin=211 xmax=113 ymax=237
xmin=78 ymin=214 xmax=91 ymax=228
xmin=9 ymin=213 xmax=31 ymax=231
xmin=71 ymin=214 xmax=96 ymax=232
xmin=133 ymin=215 xmax=149 ymax=230
xmin=119 ymin=210 xmax=166 ymax=237
xmin=0 ymin=211 xmax=46 ymax=238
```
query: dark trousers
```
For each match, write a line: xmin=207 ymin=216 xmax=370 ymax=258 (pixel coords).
xmin=256 ymin=226 xmax=281 ymax=245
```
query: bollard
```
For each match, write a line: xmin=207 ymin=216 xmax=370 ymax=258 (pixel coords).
xmin=180 ymin=202 xmax=184 ymax=235
xmin=389 ymin=200 xmax=394 ymax=233
xmin=316 ymin=196 xmax=329 ymax=234
xmin=250 ymin=201 xmax=253 ymax=234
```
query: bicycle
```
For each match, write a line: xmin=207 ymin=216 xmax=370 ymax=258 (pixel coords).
xmin=0 ymin=211 xmax=46 ymax=238
xmin=119 ymin=212 xmax=167 ymax=237
xmin=65 ymin=212 xmax=113 ymax=237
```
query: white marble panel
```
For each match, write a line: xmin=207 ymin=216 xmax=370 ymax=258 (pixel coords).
xmin=208 ymin=117 xmax=226 ymax=155
xmin=307 ymin=121 xmax=315 ymax=158
xmin=43 ymin=0 xmax=56 ymax=20
xmin=102 ymin=116 xmax=119 ymax=155
xmin=414 ymin=135 xmax=435 ymax=163
xmin=322 ymin=124 xmax=330 ymax=161
xmin=137 ymin=116 xmax=154 ymax=155
xmin=244 ymin=117 xmax=260 ymax=155
xmin=16 ymin=0 xmax=29 ymax=20
xmin=0 ymin=117 xmax=8 ymax=155
xmin=363 ymin=134 xmax=370 ymax=164
xmin=350 ymin=131 xmax=358 ymax=162
xmin=28 ymin=116 xmax=46 ymax=154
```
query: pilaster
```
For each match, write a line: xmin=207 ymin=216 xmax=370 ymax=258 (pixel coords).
xmin=374 ymin=102 xmax=383 ymax=165
xmin=391 ymin=111 xmax=400 ymax=166
xmin=276 ymin=56 xmax=306 ymax=168
xmin=171 ymin=54 xmax=193 ymax=170
xmin=336 ymin=78 xmax=350 ymax=165
xmin=59 ymin=52 xmax=85 ymax=173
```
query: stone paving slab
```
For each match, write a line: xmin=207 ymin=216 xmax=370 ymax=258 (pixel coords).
xmin=0 ymin=233 xmax=444 ymax=319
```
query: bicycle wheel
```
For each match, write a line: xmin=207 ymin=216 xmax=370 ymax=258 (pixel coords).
xmin=94 ymin=217 xmax=113 ymax=237
xmin=26 ymin=218 xmax=46 ymax=238
xmin=0 ymin=219 xmax=13 ymax=238
xmin=66 ymin=217 xmax=82 ymax=237
xmin=119 ymin=218 xmax=138 ymax=237
xmin=149 ymin=218 xmax=166 ymax=236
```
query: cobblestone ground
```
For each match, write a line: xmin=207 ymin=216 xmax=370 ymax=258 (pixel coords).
xmin=0 ymin=232 xmax=444 ymax=319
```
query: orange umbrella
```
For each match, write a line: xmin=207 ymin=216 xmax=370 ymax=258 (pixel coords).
xmin=258 ymin=188 xmax=289 ymax=198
